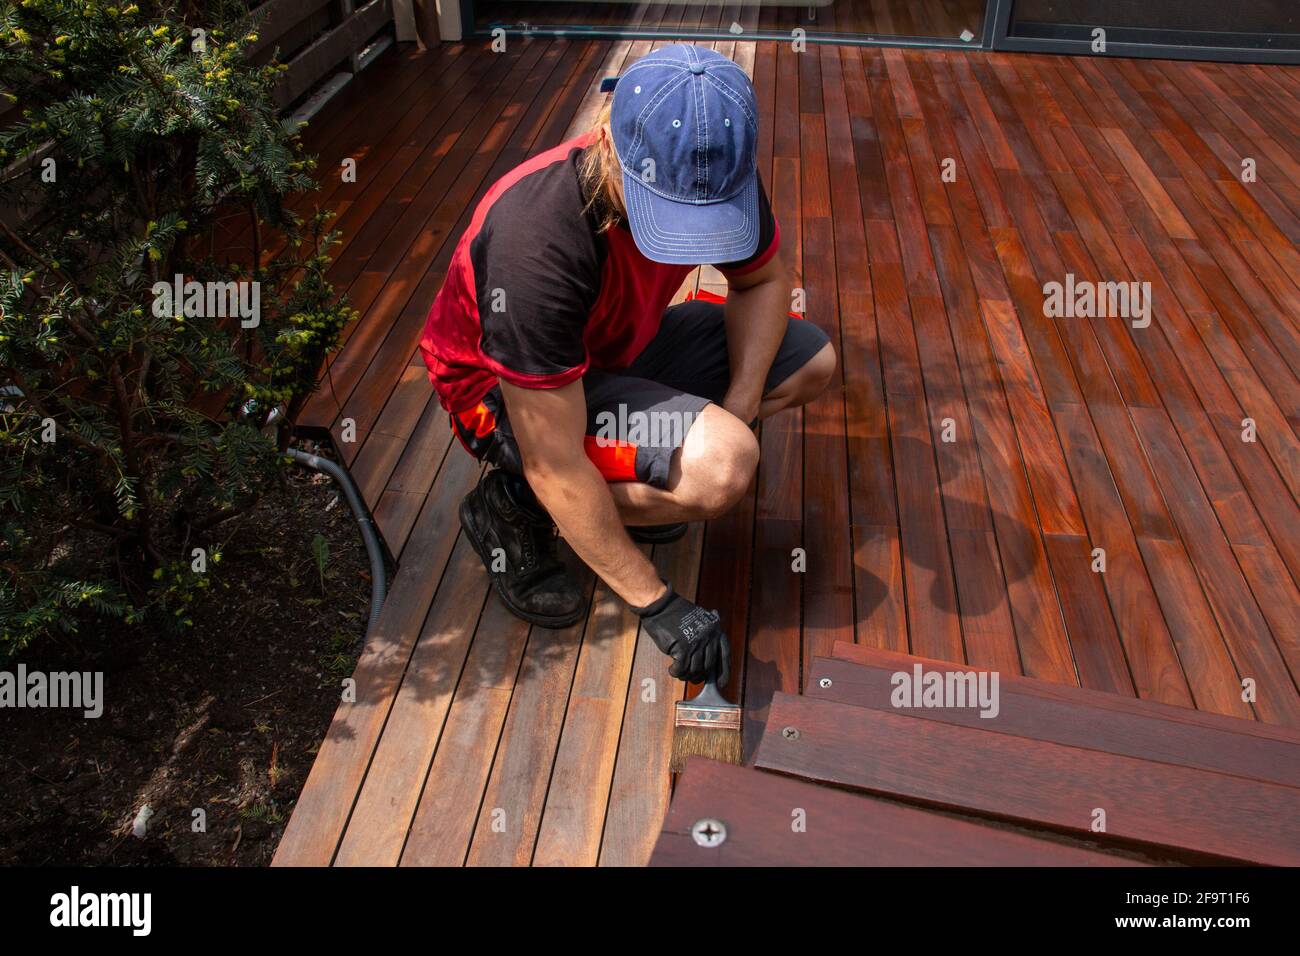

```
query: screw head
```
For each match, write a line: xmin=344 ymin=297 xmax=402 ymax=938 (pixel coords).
xmin=691 ymin=818 xmax=727 ymax=848
xmin=818 ymin=677 xmax=832 ymax=689
xmin=781 ymin=726 xmax=800 ymax=740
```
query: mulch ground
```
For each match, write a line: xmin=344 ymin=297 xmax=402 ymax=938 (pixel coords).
xmin=0 ymin=444 xmax=372 ymax=865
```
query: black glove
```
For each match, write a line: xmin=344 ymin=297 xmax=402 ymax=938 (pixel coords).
xmin=633 ymin=584 xmax=731 ymax=687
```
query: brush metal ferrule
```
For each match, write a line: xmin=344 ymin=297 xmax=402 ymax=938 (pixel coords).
xmin=675 ymin=682 xmax=741 ymax=729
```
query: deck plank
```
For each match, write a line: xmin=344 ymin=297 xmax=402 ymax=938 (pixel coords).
xmin=652 ymin=758 xmax=1140 ymax=867
xmin=800 ymin=52 xmax=855 ymax=668
xmin=333 ymin=536 xmax=490 ymax=866
xmin=808 ymin=652 xmax=1300 ymax=787
xmin=598 ymin=527 xmax=707 ymax=866
xmin=459 ymin=573 xmax=595 ymax=867
xmin=272 ymin=447 xmax=481 ymax=865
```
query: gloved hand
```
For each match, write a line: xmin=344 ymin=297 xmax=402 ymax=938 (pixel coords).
xmin=632 ymin=583 xmax=731 ymax=687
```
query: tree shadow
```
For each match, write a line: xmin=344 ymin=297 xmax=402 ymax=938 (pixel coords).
xmin=323 ymin=537 xmax=616 ymax=742
xmin=851 ymin=432 xmax=1043 ymax=621
xmin=341 ymin=426 xmax=1051 ymax=735
xmin=315 ymin=422 xmax=1053 ymax=864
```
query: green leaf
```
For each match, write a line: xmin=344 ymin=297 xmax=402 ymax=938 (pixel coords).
xmin=312 ymin=533 xmax=329 ymax=592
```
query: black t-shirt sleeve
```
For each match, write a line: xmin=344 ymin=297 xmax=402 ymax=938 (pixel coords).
xmin=716 ymin=177 xmax=780 ymax=277
xmin=471 ymin=180 xmax=602 ymax=389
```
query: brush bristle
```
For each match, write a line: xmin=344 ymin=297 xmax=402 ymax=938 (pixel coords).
xmin=669 ymin=725 xmax=743 ymax=773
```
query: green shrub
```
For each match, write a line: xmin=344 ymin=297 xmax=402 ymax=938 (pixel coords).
xmin=0 ymin=0 xmax=354 ymax=651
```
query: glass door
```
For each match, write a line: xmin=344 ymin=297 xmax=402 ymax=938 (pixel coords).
xmin=990 ymin=0 xmax=1300 ymax=63
xmin=467 ymin=0 xmax=992 ymax=47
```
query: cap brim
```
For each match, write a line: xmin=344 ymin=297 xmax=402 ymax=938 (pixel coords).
xmin=621 ymin=171 xmax=760 ymax=266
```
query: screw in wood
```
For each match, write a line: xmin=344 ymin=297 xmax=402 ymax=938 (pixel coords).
xmin=781 ymin=726 xmax=800 ymax=740
xmin=691 ymin=818 xmax=728 ymax=847
xmin=818 ymin=677 xmax=832 ymax=688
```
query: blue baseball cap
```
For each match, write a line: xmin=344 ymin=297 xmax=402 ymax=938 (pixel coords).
xmin=605 ymin=45 xmax=760 ymax=265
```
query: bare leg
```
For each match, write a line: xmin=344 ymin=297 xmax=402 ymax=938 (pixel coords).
xmin=757 ymin=341 xmax=836 ymax=419
xmin=610 ymin=342 xmax=836 ymax=525
xmin=609 ymin=404 xmax=757 ymax=525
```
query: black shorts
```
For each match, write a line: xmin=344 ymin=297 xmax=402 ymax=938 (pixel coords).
xmin=451 ymin=298 xmax=830 ymax=487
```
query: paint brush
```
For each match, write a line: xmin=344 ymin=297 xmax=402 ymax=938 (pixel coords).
xmin=669 ymin=680 xmax=742 ymax=772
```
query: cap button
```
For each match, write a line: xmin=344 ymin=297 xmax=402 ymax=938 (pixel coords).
xmin=689 ymin=62 xmax=706 ymax=75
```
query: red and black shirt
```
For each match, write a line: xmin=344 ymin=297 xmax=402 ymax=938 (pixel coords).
xmin=419 ymin=133 xmax=780 ymax=414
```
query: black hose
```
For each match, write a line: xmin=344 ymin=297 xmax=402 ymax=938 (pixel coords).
xmin=160 ymin=429 xmax=390 ymax=637
xmin=282 ymin=447 xmax=388 ymax=635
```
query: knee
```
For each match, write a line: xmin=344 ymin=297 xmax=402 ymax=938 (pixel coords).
xmin=792 ymin=341 xmax=836 ymax=405
xmin=709 ymin=428 xmax=760 ymax=514
xmin=679 ymin=410 xmax=759 ymax=519
xmin=768 ymin=340 xmax=836 ymax=411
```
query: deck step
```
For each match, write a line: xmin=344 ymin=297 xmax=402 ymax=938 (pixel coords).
xmin=650 ymin=758 xmax=1143 ymax=867
xmin=753 ymin=689 xmax=1300 ymax=866
xmin=816 ymin=644 xmax=1300 ymax=787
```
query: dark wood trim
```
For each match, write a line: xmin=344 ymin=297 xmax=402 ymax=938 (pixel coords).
xmin=246 ymin=0 xmax=335 ymax=61
xmin=810 ymin=652 xmax=1300 ymax=787
xmin=274 ymin=0 xmax=395 ymax=107
xmin=755 ymin=692 xmax=1300 ymax=866
xmin=651 ymin=758 xmax=1145 ymax=866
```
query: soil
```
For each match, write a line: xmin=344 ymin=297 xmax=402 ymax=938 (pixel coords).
xmin=0 ymin=442 xmax=372 ymax=866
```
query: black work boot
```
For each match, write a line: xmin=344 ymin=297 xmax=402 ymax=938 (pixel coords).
xmin=459 ymin=470 xmax=587 ymax=628
xmin=627 ymin=523 xmax=688 ymax=544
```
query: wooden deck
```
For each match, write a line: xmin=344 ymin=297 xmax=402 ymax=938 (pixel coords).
xmin=266 ymin=36 xmax=1300 ymax=866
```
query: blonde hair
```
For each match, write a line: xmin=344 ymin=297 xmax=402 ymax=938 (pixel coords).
xmin=578 ymin=102 xmax=623 ymax=234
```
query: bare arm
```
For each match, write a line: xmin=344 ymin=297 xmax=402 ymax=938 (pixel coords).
xmin=720 ymin=248 xmax=792 ymax=424
xmin=499 ymin=378 xmax=667 ymax=608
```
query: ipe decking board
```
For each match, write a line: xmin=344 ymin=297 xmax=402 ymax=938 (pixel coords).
xmin=650 ymin=758 xmax=1141 ymax=867
xmin=272 ymin=37 xmax=1300 ymax=866
xmin=832 ymin=640 xmax=1300 ymax=742
xmin=807 ymin=650 xmax=1300 ymax=788
xmin=755 ymin=692 xmax=1300 ymax=866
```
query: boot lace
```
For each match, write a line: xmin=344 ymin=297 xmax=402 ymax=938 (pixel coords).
xmin=520 ymin=519 xmax=559 ymax=575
